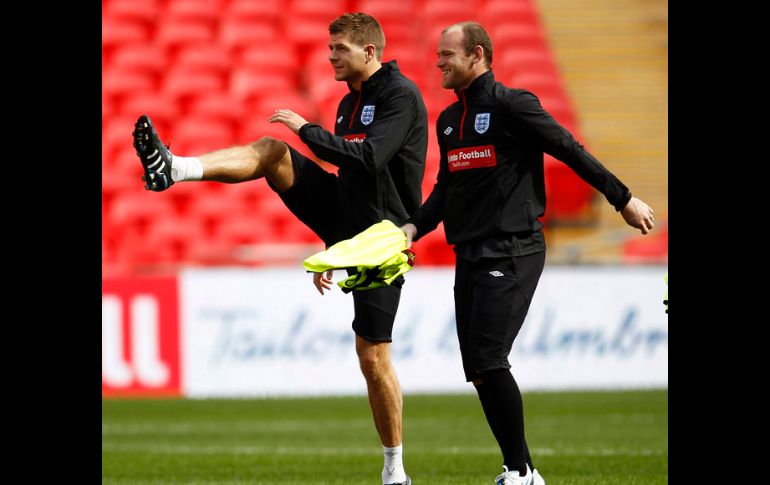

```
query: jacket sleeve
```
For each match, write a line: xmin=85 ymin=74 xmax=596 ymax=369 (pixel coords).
xmin=407 ymin=122 xmax=449 ymax=241
xmin=506 ymin=90 xmax=632 ymax=211
xmin=298 ymin=85 xmax=418 ymax=176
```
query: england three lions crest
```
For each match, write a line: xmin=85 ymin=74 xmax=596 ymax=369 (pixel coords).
xmin=474 ymin=113 xmax=490 ymax=134
xmin=361 ymin=105 xmax=375 ymax=125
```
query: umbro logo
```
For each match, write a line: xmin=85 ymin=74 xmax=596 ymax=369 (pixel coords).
xmin=489 ymin=271 xmax=504 ymax=277
xmin=337 ymin=115 xmax=343 ymax=124
xmin=444 ymin=126 xmax=453 ymax=135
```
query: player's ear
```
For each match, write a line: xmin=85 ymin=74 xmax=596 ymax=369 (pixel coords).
xmin=473 ymin=45 xmax=484 ymax=65
xmin=364 ymin=44 xmax=376 ymax=62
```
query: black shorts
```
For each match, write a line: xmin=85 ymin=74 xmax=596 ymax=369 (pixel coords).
xmin=454 ymin=252 xmax=546 ymax=381
xmin=269 ymin=144 xmax=404 ymax=342
xmin=351 ymin=274 xmax=405 ymax=342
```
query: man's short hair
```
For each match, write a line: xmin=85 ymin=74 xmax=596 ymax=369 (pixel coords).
xmin=445 ymin=22 xmax=493 ymax=68
xmin=329 ymin=13 xmax=386 ymax=61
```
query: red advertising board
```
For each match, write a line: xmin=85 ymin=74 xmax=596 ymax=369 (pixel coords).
xmin=102 ymin=277 xmax=181 ymax=397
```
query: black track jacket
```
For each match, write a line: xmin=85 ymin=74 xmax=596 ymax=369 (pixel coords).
xmin=298 ymin=61 xmax=428 ymax=238
xmin=408 ymin=70 xmax=631 ymax=246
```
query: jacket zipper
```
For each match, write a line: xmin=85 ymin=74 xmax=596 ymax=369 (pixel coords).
xmin=349 ymin=89 xmax=362 ymax=129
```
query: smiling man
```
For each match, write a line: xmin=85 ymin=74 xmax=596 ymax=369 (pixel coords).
xmin=132 ymin=13 xmax=427 ymax=485
xmin=401 ymin=22 xmax=655 ymax=485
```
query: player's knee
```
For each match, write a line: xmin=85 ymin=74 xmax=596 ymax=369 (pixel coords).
xmin=357 ymin=350 xmax=386 ymax=379
xmin=251 ymin=136 xmax=288 ymax=166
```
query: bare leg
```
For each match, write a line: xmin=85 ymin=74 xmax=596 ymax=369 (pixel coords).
xmin=355 ymin=336 xmax=403 ymax=447
xmin=197 ymin=136 xmax=296 ymax=192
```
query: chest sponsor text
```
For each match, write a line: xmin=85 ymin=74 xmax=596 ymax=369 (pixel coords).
xmin=447 ymin=145 xmax=497 ymax=171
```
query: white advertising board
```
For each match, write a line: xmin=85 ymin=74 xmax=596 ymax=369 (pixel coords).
xmin=180 ymin=266 xmax=667 ymax=397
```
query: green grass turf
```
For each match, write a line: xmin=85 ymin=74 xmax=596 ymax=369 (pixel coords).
xmin=103 ymin=389 xmax=667 ymax=484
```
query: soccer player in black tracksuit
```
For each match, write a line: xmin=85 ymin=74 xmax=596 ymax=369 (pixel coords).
xmin=401 ymin=22 xmax=655 ymax=485
xmin=133 ymin=13 xmax=426 ymax=485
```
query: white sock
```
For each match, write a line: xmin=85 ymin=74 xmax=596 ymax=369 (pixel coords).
xmin=170 ymin=155 xmax=203 ymax=182
xmin=382 ymin=444 xmax=406 ymax=484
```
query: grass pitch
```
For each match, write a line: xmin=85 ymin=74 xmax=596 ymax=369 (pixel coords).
xmin=102 ymin=389 xmax=667 ymax=484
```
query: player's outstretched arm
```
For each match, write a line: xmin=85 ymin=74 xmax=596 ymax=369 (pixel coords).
xmin=621 ymin=197 xmax=655 ymax=234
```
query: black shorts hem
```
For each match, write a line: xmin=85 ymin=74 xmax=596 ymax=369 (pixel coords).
xmin=353 ymin=331 xmax=393 ymax=343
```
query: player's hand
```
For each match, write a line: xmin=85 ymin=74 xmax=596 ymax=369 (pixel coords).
xmin=621 ymin=197 xmax=655 ymax=234
xmin=400 ymin=223 xmax=417 ymax=248
xmin=312 ymin=270 xmax=334 ymax=295
xmin=268 ymin=109 xmax=309 ymax=135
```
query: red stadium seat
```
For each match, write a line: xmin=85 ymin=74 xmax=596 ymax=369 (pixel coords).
xmin=423 ymin=83 xmax=459 ymax=115
xmin=102 ymin=18 xmax=149 ymax=54
xmin=623 ymin=224 xmax=668 ymax=263
xmin=186 ymin=92 xmax=247 ymax=125
xmin=284 ymin=18 xmax=331 ymax=57
xmin=218 ymin=19 xmax=280 ymax=53
xmin=482 ymin=0 xmax=540 ymax=32
xmin=422 ymin=129 xmax=441 ymax=193
xmin=170 ymin=116 xmax=234 ymax=155
xmin=110 ymin=192 xmax=178 ymax=231
xmin=161 ymin=66 xmax=225 ymax=99
xmin=103 ymin=164 xmax=141 ymax=202
xmin=118 ymin=92 xmax=181 ymax=127
xmin=144 ymin=214 xmax=208 ymax=249
xmin=173 ymin=45 xmax=232 ymax=75
xmin=103 ymin=90 xmax=114 ymax=119
xmin=184 ymin=192 xmax=251 ymax=223
xmin=358 ymin=0 xmax=419 ymax=24
xmin=410 ymin=224 xmax=455 ymax=266
xmin=103 ymin=67 xmax=156 ymax=100
xmin=236 ymin=46 xmax=298 ymax=77
xmin=181 ymin=237 xmax=239 ymax=266
xmin=288 ymin=0 xmax=346 ymax=22
xmin=108 ymin=145 xmax=144 ymax=175
xmin=214 ymin=216 xmax=271 ymax=245
xmin=224 ymin=0 xmax=283 ymax=24
xmin=422 ymin=0 xmax=479 ymax=30
xmin=155 ymin=19 xmax=215 ymax=53
xmin=543 ymin=155 xmax=595 ymax=221
xmin=110 ymin=44 xmax=167 ymax=75
xmin=304 ymin=46 xmax=334 ymax=82
xmin=357 ymin=0 xmax=421 ymax=47
xmin=256 ymin=196 xmax=299 ymax=238
xmin=380 ymin=23 xmax=421 ymax=50
xmin=496 ymin=48 xmax=560 ymax=82
xmin=535 ymin=95 xmax=576 ymax=128
xmin=164 ymin=0 xmax=222 ymax=26
xmin=490 ymin=23 xmax=548 ymax=52
xmin=104 ymin=0 xmax=158 ymax=28
xmin=229 ymin=68 xmax=297 ymax=102
xmin=115 ymin=228 xmax=182 ymax=268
